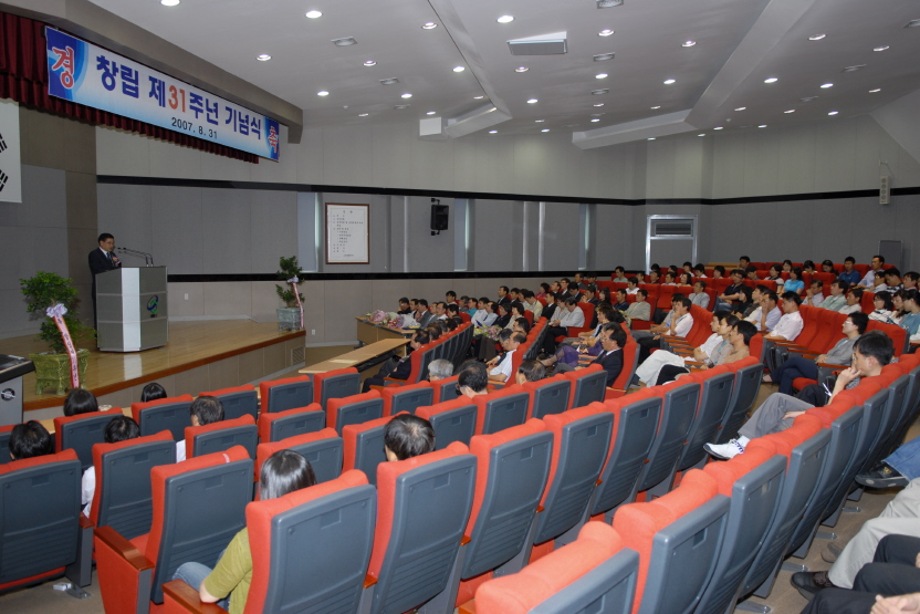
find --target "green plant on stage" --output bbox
[20,271,92,353]
[275,255,305,307]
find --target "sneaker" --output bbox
[855,463,909,489]
[791,571,837,600]
[704,438,746,460]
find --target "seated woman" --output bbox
[868,290,896,322]
[64,388,99,416]
[654,319,755,386]
[173,450,316,613]
[783,267,805,295]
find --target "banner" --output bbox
[0,100,23,203]
[45,27,281,161]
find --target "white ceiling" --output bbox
[86,0,920,146]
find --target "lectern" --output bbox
[96,267,168,352]
[0,355,33,426]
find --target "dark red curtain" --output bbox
[0,12,258,164]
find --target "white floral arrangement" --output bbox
[366,310,417,329]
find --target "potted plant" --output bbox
[275,255,305,331]
[20,271,93,394]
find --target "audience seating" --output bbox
[523,375,571,419]
[258,375,313,413]
[342,413,394,486]
[463,522,639,614]
[473,385,530,435]
[416,398,478,448]
[256,402,325,443]
[0,424,13,465]
[0,449,91,593]
[53,407,125,469]
[326,390,384,435]
[359,442,476,614]
[88,430,176,539]
[715,357,764,444]
[564,363,607,409]
[163,470,375,614]
[606,325,640,398]
[380,380,434,416]
[94,446,253,612]
[313,367,362,409]
[256,428,343,485]
[431,374,460,403]
[185,414,258,459]
[132,394,195,440]
[200,385,259,421]
[675,366,735,472]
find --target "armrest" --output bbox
[816,362,848,370]
[162,580,227,614]
[787,348,819,358]
[94,526,155,614]
[66,514,94,588]
[605,387,627,400]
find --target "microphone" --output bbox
[116,247,155,266]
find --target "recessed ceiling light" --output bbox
[473,95,485,100]
[597,0,624,8]
[426,111,436,116]
[394,104,410,110]
[497,15,514,24]
[488,130,498,134]
[595,73,608,79]
[800,95,818,102]
[764,77,778,84]
[358,113,369,117]
[541,128,550,133]
[527,98,538,104]
[363,59,377,67]
[663,78,676,85]
[734,106,747,111]
[905,19,920,28]
[317,90,329,97]
[593,103,605,107]
[757,124,767,128]
[421,22,438,30]
[873,45,890,52]
[515,66,529,73]
[650,105,661,110]
[401,93,412,99]
[591,118,600,123]
[591,89,609,95]
[598,29,615,37]
[160,0,180,6]
[808,33,826,41]
[535,119,545,123]
[828,110,838,116]
[713,126,724,130]
[647,137,656,141]
[784,109,795,114]
[697,133,706,137]
[305,10,322,19]
[842,64,866,73]
[593,53,615,62]
[453,66,466,73]
[256,53,271,62]
[379,78,399,85]
[681,40,696,48]
[820,82,834,89]
[869,88,881,93]
[332,37,357,47]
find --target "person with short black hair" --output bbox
[457,361,488,398]
[689,280,709,309]
[82,416,141,515]
[635,311,737,385]
[384,414,435,461]
[141,382,168,402]
[363,330,431,391]
[397,297,411,315]
[542,297,585,354]
[487,330,525,384]
[804,279,825,307]
[612,266,628,283]
[64,388,99,416]
[89,232,121,327]
[415,299,434,328]
[859,254,886,288]
[515,360,545,384]
[822,279,849,312]
[635,296,694,362]
[716,269,746,310]
[445,290,457,305]
[9,420,53,460]
[176,395,225,462]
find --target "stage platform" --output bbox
[3,320,305,421]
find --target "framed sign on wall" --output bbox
[325,203,370,264]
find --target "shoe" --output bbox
[703,438,746,460]
[821,541,842,564]
[791,571,837,600]
[856,464,909,489]
[762,374,773,383]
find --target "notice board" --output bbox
[325,203,369,264]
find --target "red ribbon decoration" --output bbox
[46,303,80,389]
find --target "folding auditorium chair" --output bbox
[87,430,176,540]
[612,469,729,614]
[359,442,476,614]
[737,415,830,603]
[256,428,343,485]
[587,391,662,522]
[460,522,639,614]
[564,363,608,409]
[256,402,325,443]
[473,385,530,435]
[313,367,362,410]
[715,357,764,445]
[383,342,435,386]
[416,397,478,448]
[523,375,571,419]
[440,420,553,609]
[185,414,258,459]
[380,380,434,416]
[94,446,254,614]
[342,413,395,486]
[674,366,736,472]
[326,390,384,435]
[0,449,91,595]
[0,424,14,464]
[200,385,259,421]
[529,405,613,560]
[872,366,913,459]
[258,375,313,413]
[132,394,195,440]
[605,327,639,399]
[695,447,786,614]
[54,407,125,469]
[163,470,376,614]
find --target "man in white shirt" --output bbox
[636,296,694,362]
[471,298,498,327]
[749,289,782,332]
[542,298,585,353]
[762,291,804,376]
[521,289,543,320]
[859,255,885,288]
[803,280,825,307]
[487,331,525,384]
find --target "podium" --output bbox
[0,354,33,426]
[96,267,169,352]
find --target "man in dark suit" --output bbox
[88,232,121,328]
[592,323,626,387]
[362,329,430,391]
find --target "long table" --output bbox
[299,338,410,375]
[356,317,415,345]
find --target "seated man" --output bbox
[704,330,892,460]
[426,358,454,382]
[176,395,224,462]
[383,414,435,461]
[840,287,865,315]
[859,254,885,288]
[542,297,585,354]
[82,415,140,516]
[624,288,651,323]
[515,360,546,385]
[362,329,431,391]
[859,434,920,490]
[8,420,53,460]
[414,299,435,328]
[745,286,781,331]
[715,268,746,310]
[486,330,525,384]
[521,289,543,320]
[762,291,804,375]
[633,311,735,386]
[821,279,850,312]
[625,276,641,295]
[804,279,825,307]
[396,297,411,315]
[591,323,627,387]
[838,256,861,286]
[635,296,694,362]
[456,360,489,399]
[471,297,497,328]
[689,280,710,309]
[655,320,755,386]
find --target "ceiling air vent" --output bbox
[508,32,567,56]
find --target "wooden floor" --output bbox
[5,321,304,410]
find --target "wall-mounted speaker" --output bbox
[431,204,449,231]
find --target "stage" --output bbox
[3,320,305,421]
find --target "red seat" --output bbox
[185,414,258,459]
[131,394,195,440]
[255,428,342,486]
[53,407,125,468]
[256,402,325,442]
[258,375,312,413]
